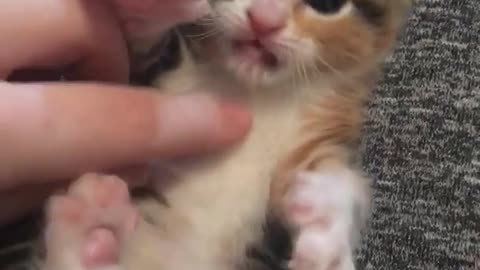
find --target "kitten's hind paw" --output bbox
[288,229,355,270]
[44,173,137,270]
[284,171,358,270]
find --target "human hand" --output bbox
[0,0,250,224]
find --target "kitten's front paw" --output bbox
[285,172,357,270]
[44,173,137,270]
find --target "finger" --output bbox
[0,82,251,190]
[0,0,128,82]
[111,0,210,41]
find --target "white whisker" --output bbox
[186,28,222,41]
[328,47,362,64]
[315,55,358,89]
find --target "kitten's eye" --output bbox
[305,0,347,14]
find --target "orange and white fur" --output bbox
[40,1,411,270]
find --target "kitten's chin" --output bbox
[224,40,284,87]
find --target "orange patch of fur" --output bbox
[269,85,368,216]
[270,0,412,218]
[291,5,376,72]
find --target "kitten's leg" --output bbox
[283,166,368,270]
[43,173,138,270]
[270,87,371,270]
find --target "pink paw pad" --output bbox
[45,174,137,269]
[284,172,356,270]
[284,173,343,228]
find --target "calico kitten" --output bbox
[39,1,411,270]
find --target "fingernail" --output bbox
[217,100,252,143]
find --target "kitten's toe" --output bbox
[284,172,354,228]
[44,173,137,270]
[285,171,357,270]
[289,228,354,270]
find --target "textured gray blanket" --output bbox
[1,0,478,269]
[357,0,479,269]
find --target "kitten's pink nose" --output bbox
[247,0,287,37]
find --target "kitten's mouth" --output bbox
[231,39,279,69]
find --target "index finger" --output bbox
[0,82,251,190]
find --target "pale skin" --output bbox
[0,0,251,225]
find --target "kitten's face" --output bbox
[200,0,410,86]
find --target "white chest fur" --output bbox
[131,67,305,270]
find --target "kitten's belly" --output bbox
[123,96,299,270]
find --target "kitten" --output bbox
[39,1,411,270]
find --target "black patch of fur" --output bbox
[0,214,42,270]
[131,187,171,226]
[132,187,170,206]
[242,213,293,270]
[353,0,386,26]
[129,32,182,86]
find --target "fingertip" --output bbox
[152,93,251,156]
[216,100,252,146]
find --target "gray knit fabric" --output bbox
[357,0,479,269]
